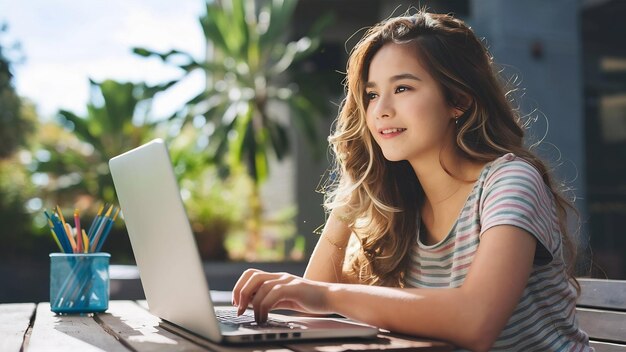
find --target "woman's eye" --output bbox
[395,86,409,93]
[366,92,378,100]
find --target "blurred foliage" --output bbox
[168,130,250,260]
[134,0,333,255]
[0,23,33,159]
[2,0,325,262]
[0,26,44,261]
[21,79,169,262]
[0,145,50,261]
[32,79,169,206]
[168,125,304,261]
[26,78,293,262]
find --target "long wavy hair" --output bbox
[325,11,579,288]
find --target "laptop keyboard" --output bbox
[215,309,291,329]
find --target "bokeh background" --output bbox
[1,0,625,303]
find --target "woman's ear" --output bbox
[451,93,473,118]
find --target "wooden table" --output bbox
[1,301,454,351]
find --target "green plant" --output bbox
[0,23,33,159]
[0,26,44,260]
[29,79,171,261]
[33,79,169,205]
[134,0,333,254]
[168,125,301,261]
[0,155,45,260]
[168,131,250,260]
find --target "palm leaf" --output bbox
[206,106,237,166]
[288,95,324,159]
[204,0,246,58]
[228,102,253,166]
[132,47,195,64]
[259,0,298,51]
[141,79,180,99]
[57,110,105,153]
[99,80,136,135]
[129,0,333,202]
[42,79,158,205]
[265,117,290,160]
[201,4,232,55]
[253,121,270,182]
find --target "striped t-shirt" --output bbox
[404,153,591,351]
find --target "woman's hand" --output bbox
[232,269,333,323]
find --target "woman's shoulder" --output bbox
[481,153,548,195]
[485,153,543,181]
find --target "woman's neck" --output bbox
[409,149,482,207]
[410,149,486,245]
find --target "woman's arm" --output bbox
[329,225,536,351]
[232,224,536,352]
[303,210,352,283]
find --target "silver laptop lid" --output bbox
[110,139,379,344]
[109,139,222,343]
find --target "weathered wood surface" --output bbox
[98,300,209,352]
[0,303,35,352]
[4,301,454,351]
[27,303,128,352]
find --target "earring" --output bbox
[453,113,460,125]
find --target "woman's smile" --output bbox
[378,127,407,138]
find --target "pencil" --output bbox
[95,207,119,252]
[56,206,77,253]
[74,209,82,253]
[87,204,105,240]
[47,219,64,252]
[82,229,89,253]
[64,223,77,253]
[44,204,119,253]
[46,211,72,253]
[91,205,114,252]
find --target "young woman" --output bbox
[231,11,591,351]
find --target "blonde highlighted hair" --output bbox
[324,11,579,288]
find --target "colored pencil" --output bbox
[44,204,117,254]
[74,209,82,253]
[87,204,105,240]
[95,207,119,252]
[82,229,89,253]
[46,219,64,251]
[46,211,72,253]
[56,206,77,252]
[91,205,114,252]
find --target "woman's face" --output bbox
[365,42,457,164]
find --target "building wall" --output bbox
[471,0,588,252]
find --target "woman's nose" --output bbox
[374,96,393,119]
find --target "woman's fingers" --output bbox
[231,271,329,323]
[236,271,268,315]
[250,275,296,321]
[232,268,259,307]
[252,277,328,323]
[253,282,297,323]
[235,271,290,315]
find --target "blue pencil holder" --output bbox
[49,253,110,314]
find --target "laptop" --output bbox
[108,138,379,344]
